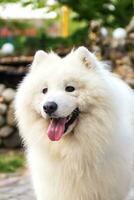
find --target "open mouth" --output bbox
[47,108,80,141]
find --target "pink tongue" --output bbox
[47,118,66,141]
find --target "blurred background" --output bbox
[0,0,134,199]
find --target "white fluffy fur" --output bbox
[15,47,134,200]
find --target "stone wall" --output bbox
[0,84,21,148]
[88,19,134,88]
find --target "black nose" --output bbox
[43,102,58,115]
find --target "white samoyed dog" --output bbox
[15,47,134,200]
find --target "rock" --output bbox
[0,96,4,103]
[2,88,16,103]
[0,126,14,138]
[129,32,134,39]
[121,56,132,66]
[0,103,7,114]
[90,20,101,32]
[7,103,15,126]
[0,84,5,94]
[0,115,5,127]
[3,131,21,148]
[112,28,127,40]
[115,57,132,66]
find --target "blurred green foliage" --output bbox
[58,0,134,28]
[0,151,25,173]
[0,16,88,55]
[0,0,18,2]
[0,26,88,55]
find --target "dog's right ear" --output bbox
[31,50,48,70]
[75,46,98,69]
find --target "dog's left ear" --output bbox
[31,50,48,70]
[34,50,47,63]
[75,46,98,68]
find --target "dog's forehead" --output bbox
[38,61,74,77]
[33,55,90,86]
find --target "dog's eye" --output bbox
[42,88,48,94]
[65,86,75,92]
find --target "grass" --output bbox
[0,150,25,173]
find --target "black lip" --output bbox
[64,107,80,133]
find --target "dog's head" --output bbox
[16,47,109,141]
